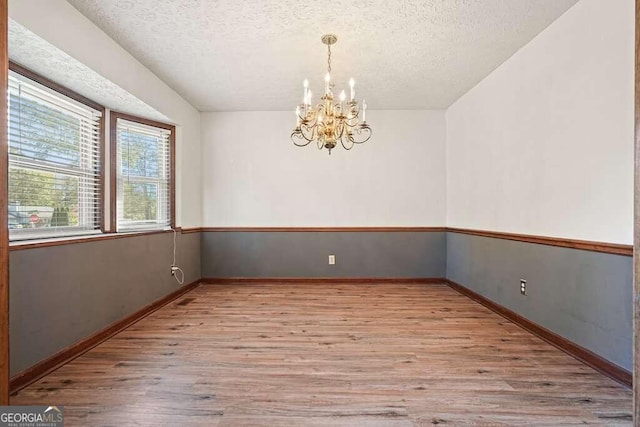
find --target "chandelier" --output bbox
[291,34,372,154]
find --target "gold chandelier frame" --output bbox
[291,34,372,154]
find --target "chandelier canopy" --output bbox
[291,34,372,154]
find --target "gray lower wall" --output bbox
[446,232,633,372]
[10,228,633,378]
[9,231,201,376]
[201,231,446,278]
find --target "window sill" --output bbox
[9,228,182,251]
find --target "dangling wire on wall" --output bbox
[171,228,185,285]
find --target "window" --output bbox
[111,112,174,232]
[8,66,104,241]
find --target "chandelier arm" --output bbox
[303,116,319,128]
[299,124,315,141]
[291,130,313,147]
[292,122,318,146]
[336,120,345,139]
[344,119,361,128]
[340,132,355,150]
[350,125,372,144]
[308,102,324,112]
[312,105,328,129]
[302,102,326,124]
[341,110,361,128]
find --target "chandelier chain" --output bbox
[327,43,332,73]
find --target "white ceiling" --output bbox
[8,20,170,122]
[66,0,579,112]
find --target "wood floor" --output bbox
[12,282,632,426]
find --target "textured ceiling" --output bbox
[8,20,169,122]
[66,0,579,111]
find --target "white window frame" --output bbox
[8,66,104,241]
[111,112,174,233]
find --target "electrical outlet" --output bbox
[171,266,178,276]
[520,279,527,295]
[328,254,336,265]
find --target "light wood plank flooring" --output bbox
[12,282,632,426]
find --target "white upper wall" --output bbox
[201,111,446,226]
[446,0,634,244]
[9,0,202,227]
[9,0,633,240]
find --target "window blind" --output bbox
[8,71,103,240]
[115,118,171,232]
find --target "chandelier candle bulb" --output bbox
[306,91,310,114]
[362,99,367,122]
[291,34,372,154]
[303,79,309,105]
